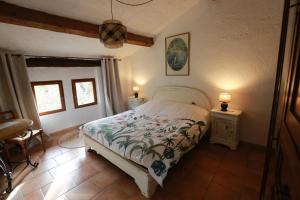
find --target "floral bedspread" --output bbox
[81,110,206,185]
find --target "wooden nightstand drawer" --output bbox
[214,118,234,138]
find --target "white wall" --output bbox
[124,0,283,146]
[28,67,105,134]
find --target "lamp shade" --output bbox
[99,20,127,49]
[133,86,140,92]
[219,93,232,103]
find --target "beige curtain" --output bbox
[0,51,41,129]
[99,58,125,116]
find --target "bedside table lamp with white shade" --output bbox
[219,92,232,111]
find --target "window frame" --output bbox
[31,80,66,116]
[71,78,97,109]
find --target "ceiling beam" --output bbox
[0,1,154,47]
[26,57,102,67]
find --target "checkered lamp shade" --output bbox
[99,20,127,48]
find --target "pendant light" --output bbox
[99,0,154,49]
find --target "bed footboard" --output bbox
[82,134,158,198]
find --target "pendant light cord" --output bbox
[111,0,114,20]
[115,0,154,7]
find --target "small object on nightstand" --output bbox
[128,97,145,110]
[218,92,232,111]
[133,86,140,98]
[210,108,242,150]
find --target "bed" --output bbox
[80,86,212,197]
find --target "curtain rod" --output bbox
[12,54,122,61]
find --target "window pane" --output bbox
[34,84,62,113]
[75,81,95,106]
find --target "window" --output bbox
[31,81,66,116]
[71,78,97,108]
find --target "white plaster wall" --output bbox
[125,0,283,146]
[27,67,105,134]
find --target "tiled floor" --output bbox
[1,131,265,200]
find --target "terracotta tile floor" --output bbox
[1,131,265,200]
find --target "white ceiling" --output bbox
[0,23,142,58]
[0,0,200,58]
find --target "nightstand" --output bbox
[210,108,242,150]
[128,97,145,110]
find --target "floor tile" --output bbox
[71,147,86,156]
[55,195,71,200]
[204,182,240,200]
[91,186,129,200]
[42,175,77,200]
[39,146,63,161]
[65,162,104,186]
[242,170,262,192]
[49,155,92,178]
[182,164,215,190]
[4,184,23,200]
[2,129,265,200]
[172,178,206,200]
[31,158,58,177]
[109,178,140,197]
[240,186,260,200]
[211,167,242,193]
[53,151,77,164]
[219,156,247,176]
[246,158,264,176]
[248,148,265,163]
[55,195,70,200]
[194,153,221,173]
[20,171,54,196]
[65,180,100,200]
[90,168,125,191]
[23,189,44,200]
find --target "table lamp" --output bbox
[133,86,140,98]
[219,92,232,111]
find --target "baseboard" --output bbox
[46,124,82,136]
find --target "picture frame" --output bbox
[165,32,190,76]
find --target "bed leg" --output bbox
[135,177,157,198]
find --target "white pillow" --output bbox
[135,100,209,123]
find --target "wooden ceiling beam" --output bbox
[26,57,102,67]
[0,1,154,47]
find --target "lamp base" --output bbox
[221,102,228,111]
[134,92,139,98]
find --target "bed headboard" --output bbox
[152,86,212,110]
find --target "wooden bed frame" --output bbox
[82,86,212,198]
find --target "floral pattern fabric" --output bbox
[81,110,206,185]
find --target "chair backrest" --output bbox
[0,111,15,123]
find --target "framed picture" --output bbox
[165,32,190,76]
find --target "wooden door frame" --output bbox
[260,0,300,198]
[260,0,291,197]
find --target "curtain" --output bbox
[0,51,41,129]
[99,58,125,116]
